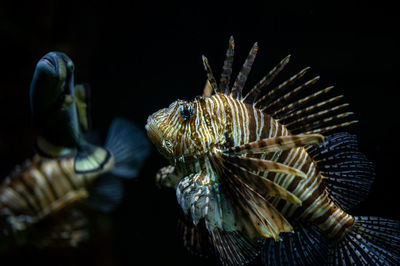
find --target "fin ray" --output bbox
[329,216,400,265]
[307,133,375,211]
[222,134,324,155]
[222,161,302,205]
[243,55,291,103]
[263,223,330,265]
[219,36,235,94]
[231,42,258,99]
[202,56,218,97]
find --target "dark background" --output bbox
[0,1,399,265]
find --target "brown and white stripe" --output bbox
[0,155,105,231]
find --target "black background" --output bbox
[0,1,399,265]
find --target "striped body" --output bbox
[0,155,112,232]
[147,92,353,240]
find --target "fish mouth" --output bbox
[40,56,56,69]
[145,115,162,146]
[146,113,174,159]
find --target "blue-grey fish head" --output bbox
[29,51,75,120]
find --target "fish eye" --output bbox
[179,104,194,121]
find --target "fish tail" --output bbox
[104,117,150,179]
[329,216,400,265]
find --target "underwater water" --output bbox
[0,1,399,265]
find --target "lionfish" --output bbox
[146,37,400,265]
[0,118,149,248]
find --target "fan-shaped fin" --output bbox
[231,42,258,99]
[221,134,324,155]
[243,55,291,103]
[210,229,262,266]
[223,166,293,239]
[222,161,302,205]
[262,222,330,266]
[222,155,307,179]
[329,216,400,265]
[307,132,375,211]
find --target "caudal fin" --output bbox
[104,117,150,179]
[329,216,400,265]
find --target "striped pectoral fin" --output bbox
[222,134,324,155]
[223,162,302,205]
[223,155,307,179]
[223,167,294,240]
[247,196,293,239]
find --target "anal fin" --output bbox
[210,229,263,266]
[262,222,329,266]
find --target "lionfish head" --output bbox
[146,97,214,162]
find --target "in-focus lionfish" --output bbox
[0,118,149,248]
[147,37,400,265]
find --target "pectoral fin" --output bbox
[223,155,307,180]
[222,134,324,155]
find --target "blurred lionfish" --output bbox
[147,37,400,265]
[0,117,149,248]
